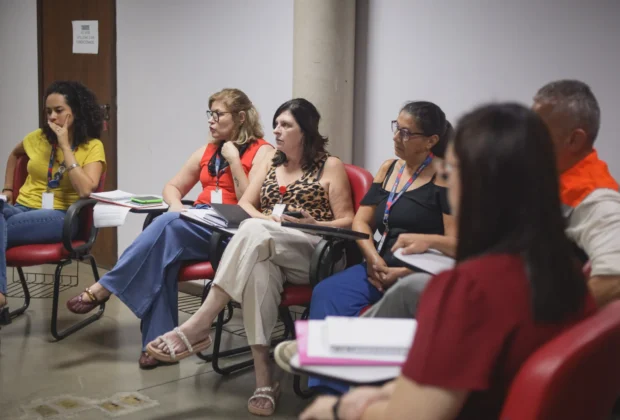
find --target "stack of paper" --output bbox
[90,190,168,209]
[296,317,417,366]
[182,209,238,235]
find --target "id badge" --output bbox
[272,203,286,218]
[210,189,223,204]
[42,192,54,210]
[373,230,382,242]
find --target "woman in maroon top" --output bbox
[300,103,595,420]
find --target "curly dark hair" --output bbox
[271,98,328,170]
[41,81,103,147]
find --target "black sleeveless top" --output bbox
[360,160,451,266]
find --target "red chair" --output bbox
[4,155,106,340]
[196,164,374,383]
[500,301,620,420]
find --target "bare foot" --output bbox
[0,293,6,309]
[81,283,111,303]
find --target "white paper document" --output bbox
[90,190,135,201]
[393,248,455,275]
[307,320,412,364]
[183,209,238,235]
[90,190,168,210]
[72,20,99,54]
[94,203,131,228]
[326,317,416,356]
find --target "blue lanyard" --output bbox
[376,154,433,253]
[214,153,225,191]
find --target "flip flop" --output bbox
[248,382,280,416]
[146,327,212,363]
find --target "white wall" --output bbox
[354,0,620,178]
[116,0,294,254]
[0,0,39,185]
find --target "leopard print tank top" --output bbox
[260,154,334,221]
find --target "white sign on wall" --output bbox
[72,20,99,54]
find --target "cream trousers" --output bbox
[212,218,321,345]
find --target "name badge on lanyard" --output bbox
[375,155,433,253]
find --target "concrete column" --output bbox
[293,0,356,163]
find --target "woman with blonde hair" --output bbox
[66,88,272,369]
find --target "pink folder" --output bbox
[296,320,405,366]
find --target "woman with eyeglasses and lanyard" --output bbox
[0,81,106,324]
[66,88,272,368]
[301,101,456,394]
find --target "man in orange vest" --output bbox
[533,80,620,307]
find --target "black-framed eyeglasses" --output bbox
[391,120,425,142]
[206,110,234,122]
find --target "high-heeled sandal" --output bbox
[66,287,110,314]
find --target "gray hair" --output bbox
[534,80,600,143]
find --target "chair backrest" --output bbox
[500,301,620,420]
[342,164,373,266]
[12,154,106,242]
[344,164,373,211]
[13,155,30,200]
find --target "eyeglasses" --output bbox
[391,120,426,142]
[206,110,234,123]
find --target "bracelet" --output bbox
[332,398,342,420]
[2,188,13,192]
[66,163,80,172]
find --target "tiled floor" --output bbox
[0,263,309,419]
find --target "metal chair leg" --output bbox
[50,255,105,341]
[7,267,31,321]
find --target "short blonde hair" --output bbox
[208,88,264,145]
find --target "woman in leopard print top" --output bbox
[147,98,355,416]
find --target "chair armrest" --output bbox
[63,198,99,255]
[309,237,351,287]
[208,229,235,272]
[142,199,196,230]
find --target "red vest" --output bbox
[195,139,270,206]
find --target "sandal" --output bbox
[274,340,298,374]
[248,383,280,416]
[146,327,212,363]
[66,287,110,314]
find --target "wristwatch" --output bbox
[66,163,80,172]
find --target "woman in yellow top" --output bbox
[0,81,106,321]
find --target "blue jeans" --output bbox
[1,201,72,295]
[308,263,384,394]
[98,207,217,350]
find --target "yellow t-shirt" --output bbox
[16,129,107,210]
